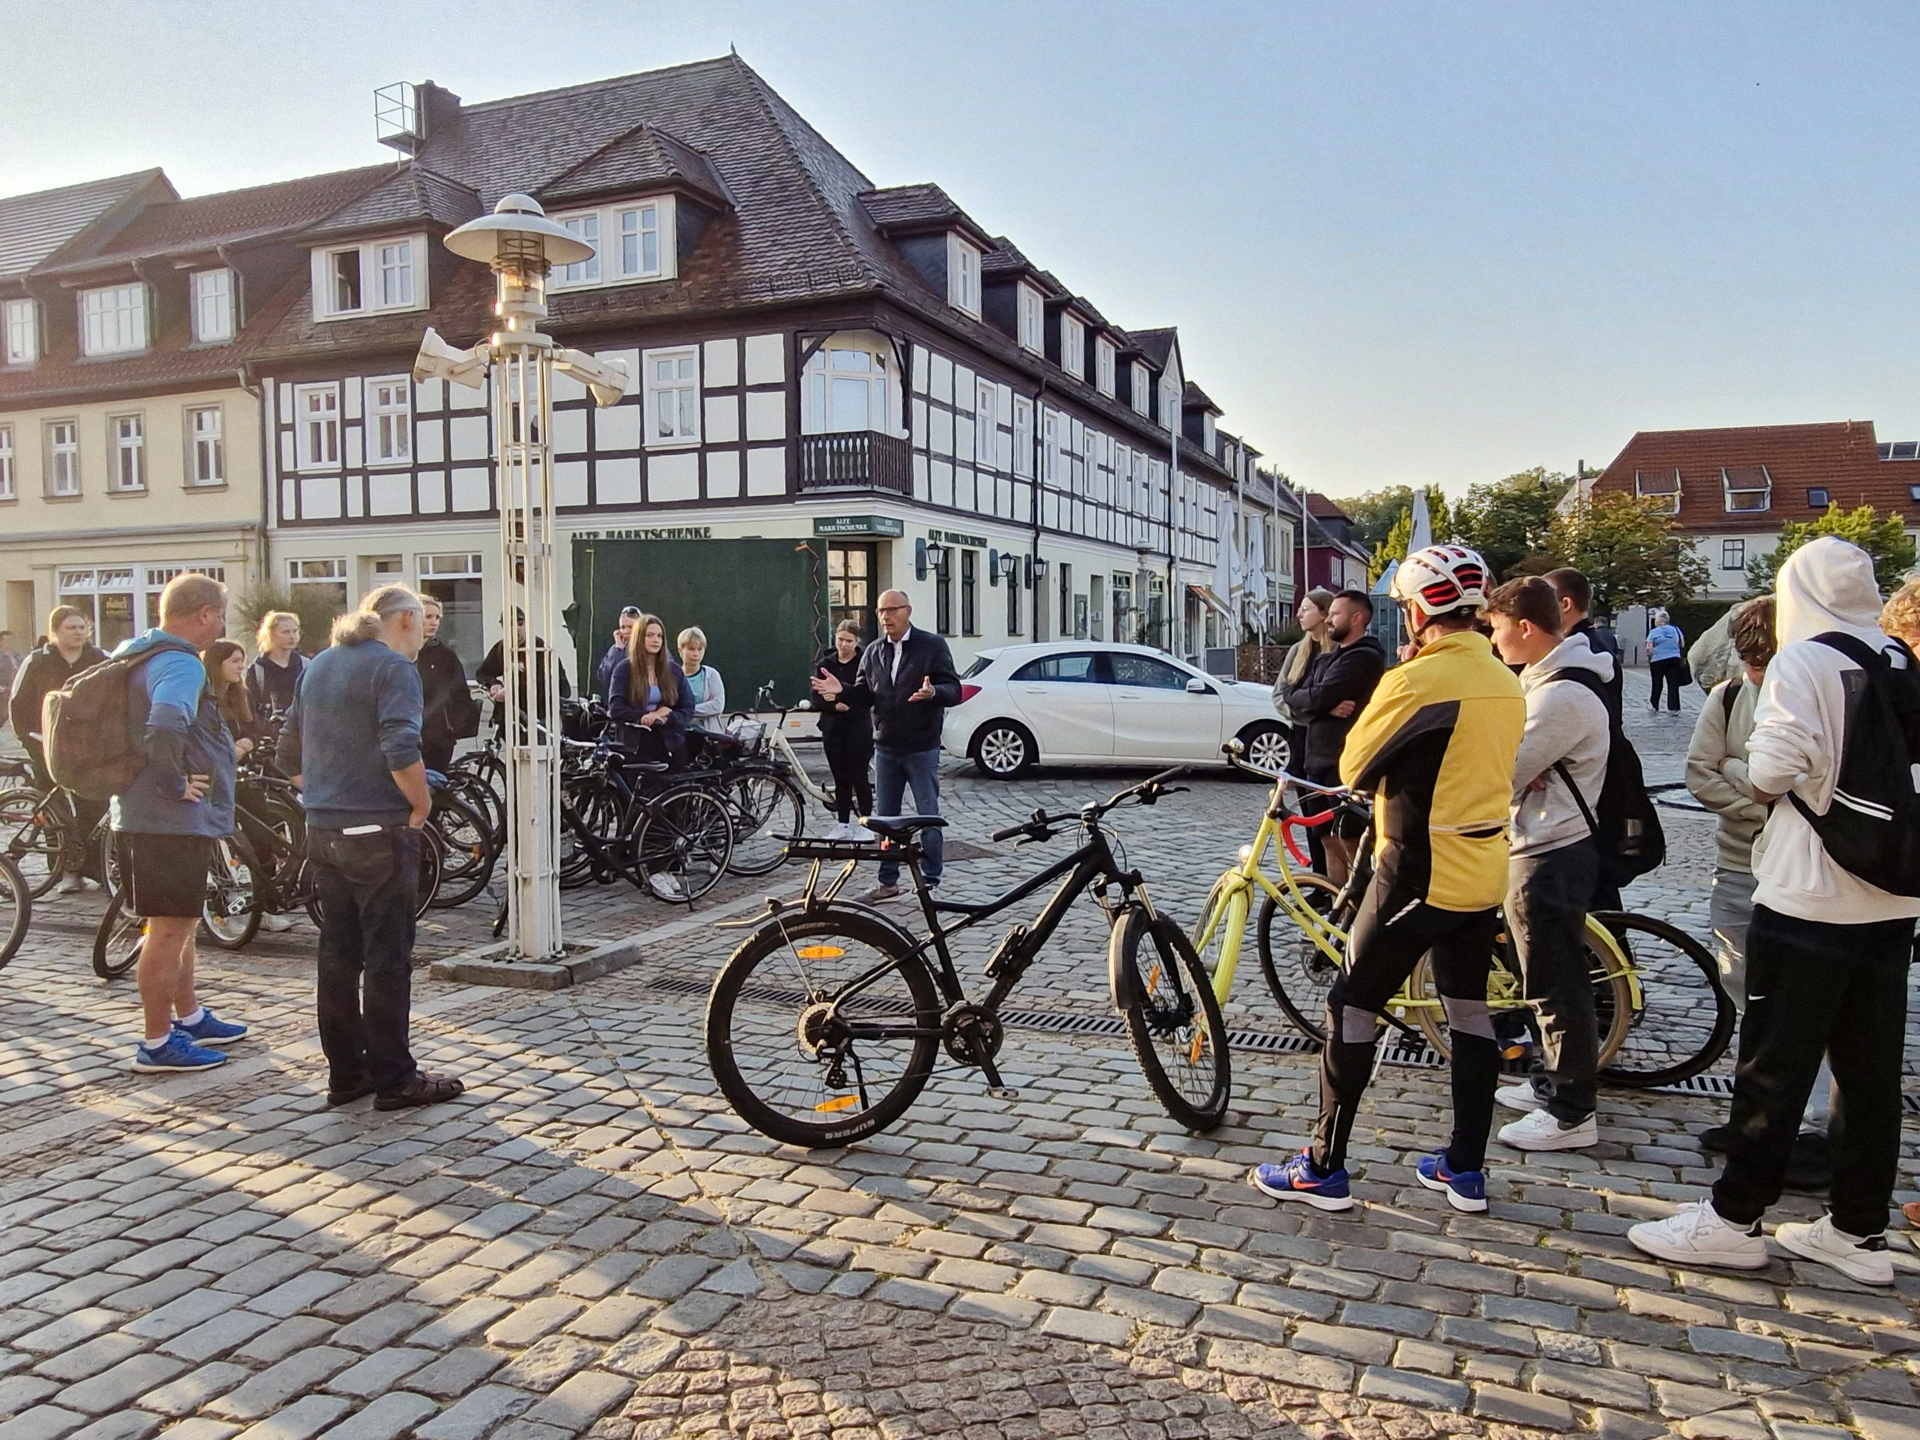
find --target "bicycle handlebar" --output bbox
[989,766,1189,843]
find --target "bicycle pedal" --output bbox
[986,1086,1019,1101]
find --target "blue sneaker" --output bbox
[174,1008,249,1045]
[1416,1152,1488,1213]
[131,1032,227,1074]
[1249,1150,1354,1212]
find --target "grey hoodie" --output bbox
[1510,634,1614,858]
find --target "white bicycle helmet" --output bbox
[1390,544,1490,619]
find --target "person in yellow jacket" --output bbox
[1252,545,1525,1214]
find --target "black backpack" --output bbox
[1546,667,1666,888]
[1787,632,1920,897]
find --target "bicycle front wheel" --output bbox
[428,794,498,908]
[1593,911,1735,1088]
[724,770,806,877]
[632,785,733,903]
[1111,905,1231,1132]
[706,909,941,1147]
[0,787,66,899]
[200,834,263,951]
[1255,873,1347,1042]
[94,887,144,980]
[0,854,30,970]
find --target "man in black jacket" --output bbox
[1545,568,1622,720]
[811,589,960,901]
[1280,589,1386,883]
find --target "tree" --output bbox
[1547,493,1708,619]
[1339,487,1420,553]
[1745,504,1917,596]
[1365,485,1452,582]
[1452,468,1572,580]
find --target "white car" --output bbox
[944,641,1290,778]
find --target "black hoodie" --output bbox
[1281,634,1387,782]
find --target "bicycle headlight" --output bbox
[1237,844,1253,862]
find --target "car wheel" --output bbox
[1237,722,1289,776]
[972,721,1036,778]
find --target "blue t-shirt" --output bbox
[1647,624,1684,662]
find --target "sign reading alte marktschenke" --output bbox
[812,516,905,537]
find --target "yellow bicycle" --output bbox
[1192,742,1735,1088]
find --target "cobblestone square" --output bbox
[3,675,1918,1440]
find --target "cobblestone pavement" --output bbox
[3,669,1919,1440]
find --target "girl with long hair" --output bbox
[608,613,693,762]
[202,638,263,759]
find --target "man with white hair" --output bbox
[283,585,463,1112]
[1630,537,1920,1286]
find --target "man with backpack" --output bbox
[1631,537,1920,1287]
[1482,578,1611,1151]
[100,574,248,1072]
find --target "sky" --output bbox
[3,1,1916,502]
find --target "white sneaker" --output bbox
[260,913,296,933]
[1628,1199,1768,1270]
[1495,1081,1546,1112]
[848,824,876,842]
[56,873,87,895]
[822,822,848,841]
[1775,1214,1894,1287]
[1499,1108,1599,1152]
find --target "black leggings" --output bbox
[1648,657,1684,710]
[1312,862,1500,1175]
[822,724,873,824]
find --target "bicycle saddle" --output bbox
[861,815,948,838]
[612,757,671,775]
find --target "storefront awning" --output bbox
[1187,584,1234,620]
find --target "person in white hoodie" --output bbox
[1630,536,1920,1287]
[1483,578,1613,1151]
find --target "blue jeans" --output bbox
[874,746,942,888]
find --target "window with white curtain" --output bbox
[1013,397,1033,478]
[1059,315,1085,381]
[1131,362,1150,416]
[295,384,340,470]
[975,380,998,469]
[367,377,412,465]
[80,284,147,356]
[947,234,981,317]
[618,203,663,278]
[187,406,223,485]
[804,346,892,434]
[644,347,700,445]
[3,298,37,365]
[550,199,674,288]
[0,426,13,500]
[109,414,145,491]
[46,420,79,496]
[556,213,601,286]
[377,241,414,308]
[1095,338,1116,396]
[191,269,234,343]
[1017,285,1043,352]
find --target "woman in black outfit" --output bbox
[812,620,873,840]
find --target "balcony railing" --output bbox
[797,430,912,494]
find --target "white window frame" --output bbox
[366,376,412,466]
[0,425,13,499]
[187,405,224,486]
[3,298,37,366]
[947,233,981,317]
[975,379,998,469]
[418,552,485,581]
[79,283,148,356]
[803,343,894,436]
[1095,337,1116,397]
[1059,314,1085,381]
[1721,466,1771,514]
[295,384,341,471]
[1042,409,1061,485]
[311,234,429,321]
[45,420,79,496]
[190,269,234,344]
[109,413,146,492]
[1721,538,1746,571]
[1634,469,1680,515]
[376,240,415,309]
[1130,362,1150,416]
[548,197,676,291]
[642,346,700,447]
[1017,284,1044,353]
[1013,396,1033,478]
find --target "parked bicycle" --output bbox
[557,734,734,903]
[1196,739,1735,1088]
[705,767,1229,1147]
[0,758,114,898]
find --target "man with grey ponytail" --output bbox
[281,584,463,1111]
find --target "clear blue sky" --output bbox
[4,1,1915,500]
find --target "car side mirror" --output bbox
[1186,677,1212,694]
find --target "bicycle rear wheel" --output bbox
[94,887,144,980]
[724,770,806,877]
[706,908,941,1146]
[0,787,66,898]
[1408,936,1634,1068]
[0,854,30,971]
[632,785,732,902]
[428,794,498,908]
[200,834,263,951]
[1255,873,1346,1042]
[1592,911,1735,1088]
[1111,905,1231,1132]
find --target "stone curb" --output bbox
[427,936,641,990]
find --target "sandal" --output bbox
[375,1072,465,1111]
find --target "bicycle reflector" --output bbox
[794,945,846,960]
[814,1095,860,1113]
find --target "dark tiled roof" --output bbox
[540,124,731,210]
[40,166,393,275]
[1592,421,1912,532]
[302,165,482,242]
[1184,380,1221,414]
[0,170,168,282]
[1129,328,1177,368]
[1304,492,1352,521]
[859,182,979,236]
[981,236,1036,279]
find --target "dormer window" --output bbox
[2,298,36,366]
[79,284,148,357]
[191,269,234,344]
[947,234,981,317]
[1635,468,1680,514]
[1017,284,1044,353]
[548,199,674,290]
[312,235,428,320]
[1059,315,1085,380]
[1721,465,1771,513]
[1095,337,1116,397]
[1130,362,1150,417]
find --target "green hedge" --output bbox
[1667,599,1737,648]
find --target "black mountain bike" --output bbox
[705,767,1230,1147]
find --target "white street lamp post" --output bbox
[414,195,629,961]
